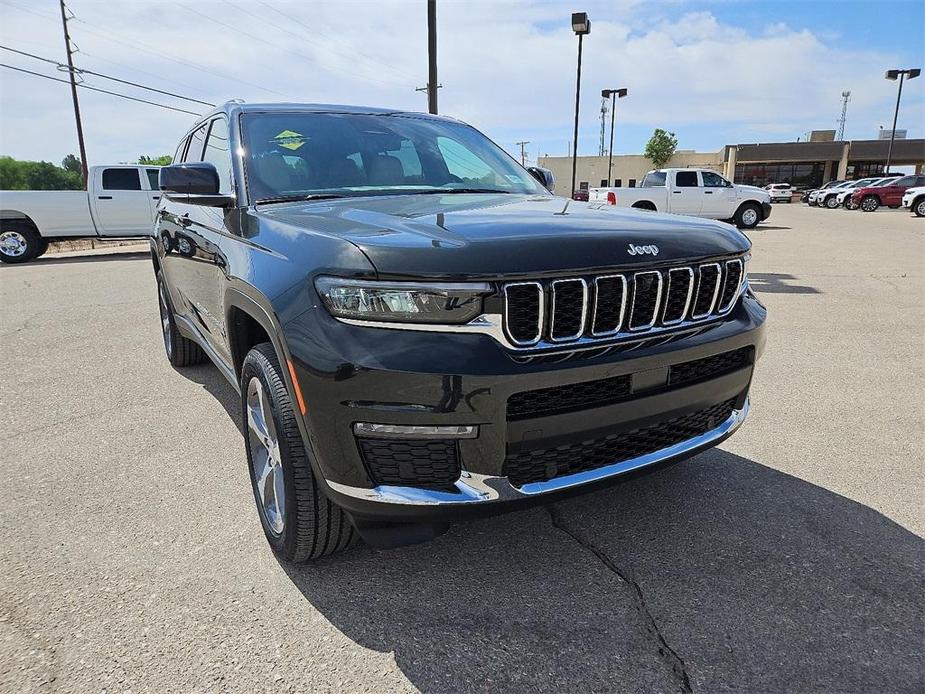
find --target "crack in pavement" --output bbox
[548,504,693,694]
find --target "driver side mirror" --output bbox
[527,166,555,192]
[160,162,234,207]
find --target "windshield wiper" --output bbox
[414,188,514,195]
[256,194,346,205]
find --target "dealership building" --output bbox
[538,133,925,191]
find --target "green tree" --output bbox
[138,154,173,166]
[0,156,83,190]
[644,129,679,168]
[61,153,82,174]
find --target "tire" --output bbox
[0,226,42,264]
[915,197,925,217]
[843,198,855,209]
[860,195,880,212]
[825,195,840,209]
[734,202,762,229]
[156,272,206,367]
[241,343,355,562]
[35,237,50,259]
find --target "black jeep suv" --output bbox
[153,102,766,561]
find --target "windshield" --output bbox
[240,112,544,202]
[641,171,667,187]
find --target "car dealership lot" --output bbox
[1,205,922,693]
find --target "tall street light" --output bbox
[884,68,920,172]
[570,12,590,199]
[601,88,628,185]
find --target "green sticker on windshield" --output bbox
[272,129,305,151]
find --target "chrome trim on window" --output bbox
[502,281,544,346]
[590,274,627,337]
[662,267,694,326]
[628,270,663,331]
[690,262,722,320]
[326,400,749,505]
[549,278,588,342]
[717,258,744,314]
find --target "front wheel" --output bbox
[825,195,840,209]
[860,196,880,212]
[734,202,761,229]
[915,198,925,217]
[0,227,42,264]
[241,343,355,562]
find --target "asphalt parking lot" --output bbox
[1,204,922,693]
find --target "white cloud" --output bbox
[0,0,919,166]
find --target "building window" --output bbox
[628,179,636,188]
[848,162,886,179]
[614,179,621,187]
[579,181,589,190]
[600,179,608,187]
[734,162,825,188]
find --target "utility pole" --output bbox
[426,0,438,114]
[59,0,88,185]
[598,97,608,157]
[515,141,530,165]
[837,91,850,140]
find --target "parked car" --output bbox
[901,186,925,217]
[572,189,589,201]
[851,175,925,212]
[818,177,879,209]
[807,180,848,206]
[765,183,793,203]
[0,165,162,263]
[835,176,900,209]
[152,101,766,560]
[589,168,771,228]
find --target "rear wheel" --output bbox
[734,202,761,229]
[241,343,355,562]
[156,272,206,367]
[860,195,880,212]
[915,198,925,217]
[0,227,41,264]
[825,195,840,209]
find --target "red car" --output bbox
[572,189,589,201]
[851,174,925,212]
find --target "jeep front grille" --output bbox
[501,258,745,348]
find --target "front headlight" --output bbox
[315,277,492,324]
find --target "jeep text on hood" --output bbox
[151,102,766,560]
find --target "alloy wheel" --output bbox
[917,200,925,217]
[246,376,285,535]
[0,231,28,257]
[741,208,758,226]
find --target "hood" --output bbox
[737,184,771,199]
[258,193,750,279]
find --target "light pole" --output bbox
[570,12,590,199]
[884,68,920,172]
[601,88,628,185]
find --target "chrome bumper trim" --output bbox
[327,399,749,506]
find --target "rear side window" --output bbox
[202,118,233,193]
[184,123,209,162]
[146,169,159,189]
[641,171,665,187]
[675,171,698,187]
[101,168,141,190]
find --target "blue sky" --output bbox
[0,0,923,166]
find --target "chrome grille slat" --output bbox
[500,255,746,350]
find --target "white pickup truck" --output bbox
[590,168,772,228]
[0,165,162,263]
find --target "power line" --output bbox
[0,45,215,106]
[0,63,202,116]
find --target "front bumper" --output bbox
[284,292,766,522]
[761,202,772,220]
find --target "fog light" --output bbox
[353,423,478,439]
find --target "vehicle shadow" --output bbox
[279,451,922,693]
[748,272,821,294]
[176,363,923,693]
[0,250,149,268]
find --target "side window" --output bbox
[675,171,699,187]
[102,168,142,190]
[184,123,208,163]
[202,118,233,193]
[702,171,728,187]
[145,169,159,190]
[174,139,187,164]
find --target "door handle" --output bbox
[152,195,160,200]
[672,191,682,194]
[704,191,714,194]
[98,195,113,200]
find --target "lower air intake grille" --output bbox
[503,399,736,487]
[358,438,461,490]
[507,374,632,420]
[668,347,752,387]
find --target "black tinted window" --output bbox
[676,171,698,187]
[185,123,208,162]
[102,168,141,190]
[202,118,232,193]
[146,169,159,189]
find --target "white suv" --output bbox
[765,183,792,203]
